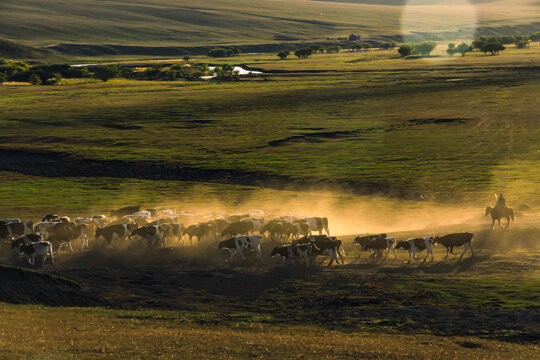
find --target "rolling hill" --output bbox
[0,0,538,58]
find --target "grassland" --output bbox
[1,46,539,205]
[0,0,538,59]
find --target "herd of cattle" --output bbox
[0,205,474,267]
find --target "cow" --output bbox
[122,214,149,227]
[433,232,474,259]
[110,206,141,218]
[11,234,43,249]
[283,222,311,240]
[156,223,184,246]
[182,223,213,245]
[206,218,230,240]
[42,214,60,222]
[271,215,296,224]
[0,221,34,244]
[130,225,166,248]
[261,221,287,242]
[295,217,330,235]
[221,221,254,238]
[228,214,251,223]
[91,215,109,228]
[395,237,434,264]
[295,235,344,266]
[44,221,89,252]
[353,234,396,259]
[240,217,265,233]
[248,209,265,218]
[0,218,20,225]
[217,235,262,261]
[18,241,54,266]
[95,223,137,246]
[271,243,315,267]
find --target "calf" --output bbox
[217,235,262,261]
[395,237,434,264]
[295,235,344,266]
[18,241,54,266]
[295,217,330,235]
[95,223,137,246]
[0,221,34,244]
[271,243,314,267]
[433,232,474,259]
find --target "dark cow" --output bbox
[353,234,396,259]
[221,221,254,238]
[395,237,434,263]
[158,223,184,245]
[295,235,344,266]
[271,243,315,267]
[95,223,137,245]
[0,218,20,225]
[433,232,474,259]
[206,219,230,239]
[217,235,262,261]
[18,241,54,266]
[11,234,43,249]
[110,206,141,218]
[45,221,88,252]
[261,221,286,242]
[42,214,59,222]
[182,223,213,245]
[0,221,34,244]
[130,225,165,248]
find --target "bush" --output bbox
[480,43,505,55]
[277,50,290,60]
[309,44,325,53]
[414,42,437,56]
[455,43,473,57]
[207,48,228,58]
[94,65,120,82]
[120,66,135,79]
[211,64,239,81]
[350,44,362,52]
[183,55,192,63]
[515,40,529,49]
[380,42,396,50]
[361,42,371,50]
[326,46,341,53]
[530,32,540,42]
[0,73,6,84]
[398,44,412,57]
[294,48,314,59]
[447,43,456,56]
[28,73,42,85]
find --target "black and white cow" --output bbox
[91,215,110,228]
[18,241,54,266]
[433,232,474,259]
[0,218,20,225]
[158,223,184,245]
[271,243,315,267]
[295,217,330,235]
[130,225,166,248]
[395,237,434,264]
[217,235,262,261]
[11,233,43,249]
[95,223,137,246]
[0,221,34,244]
[44,221,88,252]
[182,223,213,245]
[295,235,344,266]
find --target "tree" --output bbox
[414,42,437,56]
[455,43,473,57]
[515,40,529,49]
[361,42,371,51]
[309,44,325,53]
[94,65,120,82]
[277,50,290,60]
[211,64,239,81]
[350,44,362,52]
[480,43,505,55]
[326,46,341,53]
[183,55,192,63]
[120,66,135,79]
[380,42,396,50]
[207,48,227,58]
[28,73,42,85]
[472,36,488,50]
[446,43,456,56]
[398,44,412,57]
[0,72,6,85]
[530,32,540,42]
[294,48,314,59]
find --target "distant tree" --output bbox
[309,44,325,53]
[446,43,456,56]
[211,64,240,81]
[120,66,135,79]
[472,36,488,50]
[380,42,396,50]
[0,72,6,85]
[361,42,371,51]
[326,46,341,53]
[207,48,228,58]
[231,47,240,56]
[28,73,42,85]
[350,44,362,52]
[414,42,437,56]
[455,43,473,57]
[94,65,120,82]
[398,44,412,57]
[294,48,314,59]
[183,55,192,63]
[277,50,290,60]
[530,32,540,42]
[480,43,505,55]
[515,40,530,49]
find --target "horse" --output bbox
[485,206,514,230]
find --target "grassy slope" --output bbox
[1,47,539,203]
[0,0,538,48]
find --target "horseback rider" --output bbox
[495,193,506,212]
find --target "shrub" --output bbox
[0,72,6,84]
[515,40,529,49]
[309,44,325,53]
[207,48,228,58]
[530,32,540,42]
[455,43,473,57]
[294,48,314,59]
[380,42,396,50]
[398,44,412,57]
[414,42,437,56]
[350,44,362,52]
[28,73,42,85]
[120,67,135,79]
[361,42,371,50]
[447,43,456,56]
[183,55,192,63]
[94,65,120,82]
[326,46,341,53]
[480,43,505,55]
[211,64,239,81]
[277,50,290,60]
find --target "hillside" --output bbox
[0,0,538,58]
